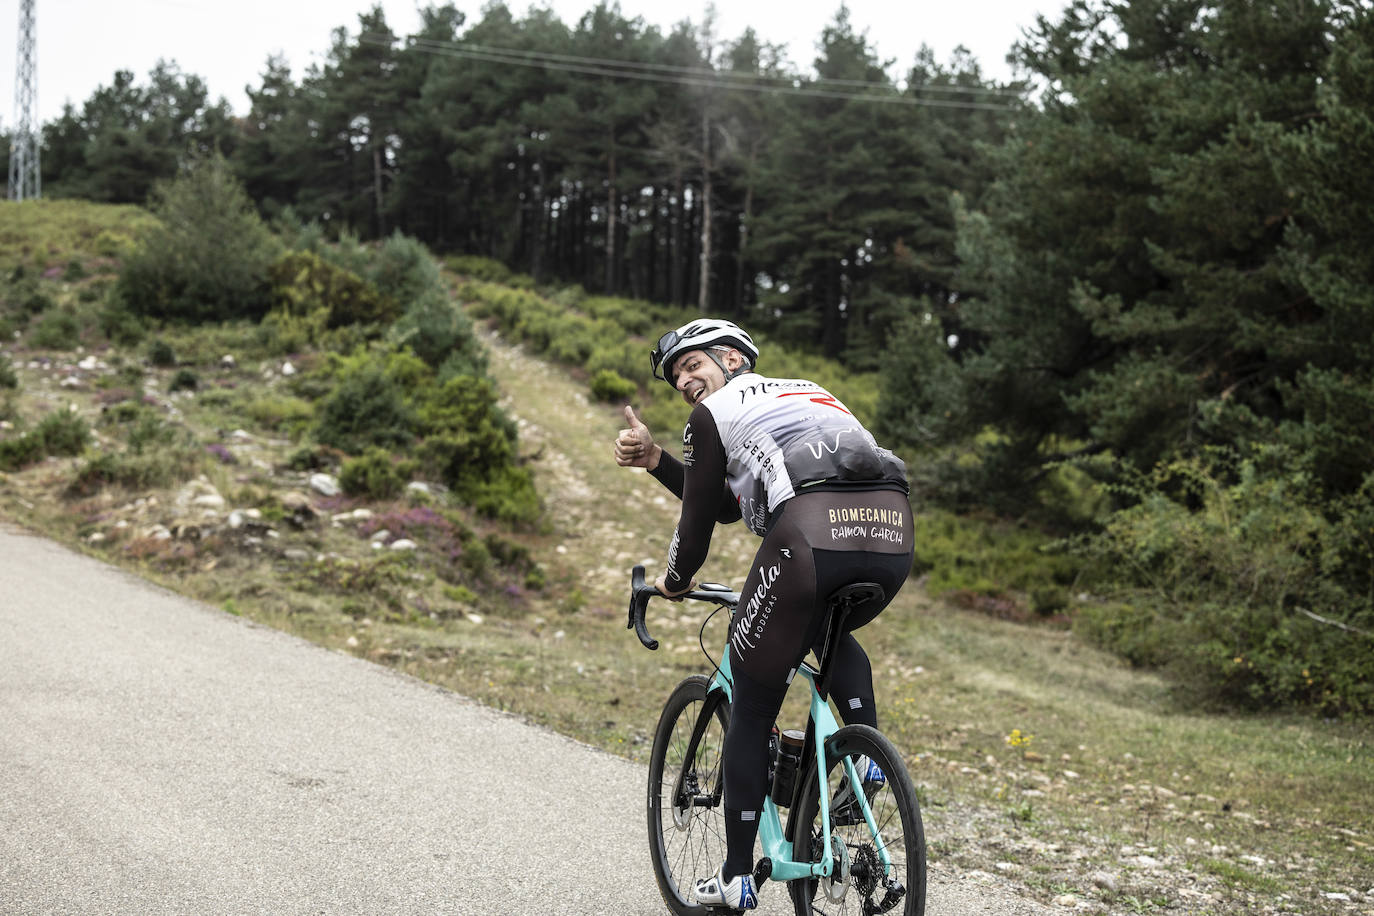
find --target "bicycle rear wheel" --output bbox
[647,674,732,916]
[788,724,926,916]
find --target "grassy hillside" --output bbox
[1,200,1370,915]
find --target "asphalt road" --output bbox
[1,522,1055,915]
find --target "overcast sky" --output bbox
[4,0,1058,128]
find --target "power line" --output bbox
[357,34,1021,112]
[414,37,1024,100]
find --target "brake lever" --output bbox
[626,564,659,650]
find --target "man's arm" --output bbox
[663,404,728,593]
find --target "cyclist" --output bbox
[614,318,914,911]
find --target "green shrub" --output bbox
[93,228,136,258]
[123,410,179,455]
[340,447,412,499]
[29,309,81,349]
[0,409,91,470]
[66,445,201,496]
[146,338,176,368]
[582,295,665,336]
[256,306,328,355]
[286,443,338,472]
[267,250,396,329]
[0,355,16,389]
[168,369,199,392]
[17,285,54,315]
[33,410,91,456]
[115,154,280,322]
[585,338,652,387]
[910,509,1083,612]
[443,583,477,603]
[97,301,145,346]
[313,364,415,455]
[463,464,542,524]
[369,232,444,308]
[1071,449,1374,714]
[445,254,513,283]
[589,369,636,403]
[238,394,315,437]
[414,375,540,523]
[0,433,43,470]
[388,289,487,373]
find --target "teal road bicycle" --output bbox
[628,565,926,916]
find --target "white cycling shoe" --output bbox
[694,865,760,911]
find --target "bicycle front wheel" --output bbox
[647,674,732,916]
[788,724,926,916]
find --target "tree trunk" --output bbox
[733,139,760,318]
[372,145,386,237]
[822,259,843,358]
[671,165,685,305]
[605,134,618,294]
[698,109,713,314]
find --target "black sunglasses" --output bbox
[649,329,680,381]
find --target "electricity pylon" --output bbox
[8,0,40,201]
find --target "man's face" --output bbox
[672,349,729,407]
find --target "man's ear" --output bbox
[724,348,747,372]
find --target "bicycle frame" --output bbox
[707,640,895,885]
[628,565,896,891]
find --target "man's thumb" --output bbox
[623,404,641,427]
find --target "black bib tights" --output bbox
[719,488,913,879]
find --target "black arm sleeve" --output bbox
[664,405,732,591]
[650,442,740,523]
[648,451,685,498]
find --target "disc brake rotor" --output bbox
[671,769,695,830]
[820,835,851,904]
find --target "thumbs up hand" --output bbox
[614,404,660,469]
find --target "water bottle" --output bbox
[770,728,805,806]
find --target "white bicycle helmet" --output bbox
[650,318,760,387]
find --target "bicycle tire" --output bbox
[787,724,926,916]
[647,674,733,916]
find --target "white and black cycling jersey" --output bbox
[696,373,907,534]
[651,371,907,591]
